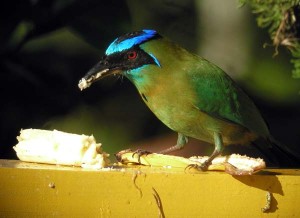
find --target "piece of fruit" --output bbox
[13,129,109,169]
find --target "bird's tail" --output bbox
[252,137,300,168]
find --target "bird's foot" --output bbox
[132,149,152,164]
[199,160,211,171]
[186,160,211,172]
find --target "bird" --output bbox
[79,29,300,169]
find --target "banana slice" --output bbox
[115,149,265,175]
[13,129,109,169]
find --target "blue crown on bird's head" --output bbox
[105,29,161,55]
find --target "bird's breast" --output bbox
[137,75,214,142]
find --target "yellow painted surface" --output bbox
[0,159,299,217]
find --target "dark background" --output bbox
[1,0,300,160]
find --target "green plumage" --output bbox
[129,38,269,148]
[80,30,300,168]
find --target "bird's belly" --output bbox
[145,97,256,145]
[145,97,212,141]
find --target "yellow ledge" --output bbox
[0,159,299,217]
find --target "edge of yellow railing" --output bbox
[0,159,299,217]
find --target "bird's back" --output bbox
[187,54,270,140]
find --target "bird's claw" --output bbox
[132,149,152,164]
[185,160,211,171]
[185,164,198,171]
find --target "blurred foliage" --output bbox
[244,56,300,103]
[0,0,132,157]
[240,0,300,78]
[126,0,197,52]
[1,0,300,159]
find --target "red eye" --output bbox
[127,51,137,60]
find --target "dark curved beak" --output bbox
[78,58,121,91]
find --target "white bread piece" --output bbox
[189,154,266,175]
[13,129,109,169]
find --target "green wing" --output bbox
[189,57,269,137]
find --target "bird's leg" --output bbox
[132,149,152,163]
[199,132,224,170]
[131,133,187,164]
[158,133,188,154]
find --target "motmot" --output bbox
[79,29,299,169]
